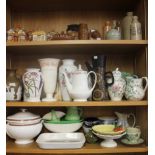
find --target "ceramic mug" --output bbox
[126,127,141,143]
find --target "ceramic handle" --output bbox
[142,77,148,93]
[87,71,97,92]
[128,113,136,127]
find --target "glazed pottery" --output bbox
[43,121,83,133]
[126,127,141,143]
[7,109,41,125]
[121,138,144,145]
[115,112,136,129]
[23,68,43,102]
[98,116,117,125]
[59,59,77,101]
[125,76,148,100]
[108,68,126,101]
[6,122,43,144]
[63,65,97,101]
[122,12,133,39]
[6,69,22,101]
[38,58,60,101]
[65,107,82,121]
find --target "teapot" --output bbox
[125,76,148,100]
[115,111,136,129]
[63,65,97,101]
[65,107,82,121]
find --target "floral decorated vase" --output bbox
[23,68,43,102]
[108,68,126,101]
[125,76,148,100]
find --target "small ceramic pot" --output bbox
[23,68,43,102]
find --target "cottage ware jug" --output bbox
[63,65,97,101]
[38,58,60,101]
[125,76,148,100]
[6,69,22,101]
[23,68,43,102]
[65,107,82,121]
[59,59,77,101]
[108,68,126,101]
[115,112,136,129]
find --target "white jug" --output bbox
[63,65,97,101]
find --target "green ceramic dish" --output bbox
[44,119,83,124]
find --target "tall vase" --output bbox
[6,69,22,101]
[23,68,43,102]
[38,58,60,101]
[59,59,77,101]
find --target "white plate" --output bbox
[36,133,86,149]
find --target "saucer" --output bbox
[121,138,144,146]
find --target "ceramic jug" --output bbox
[115,112,136,129]
[65,107,82,121]
[59,59,77,101]
[6,69,22,101]
[125,76,148,100]
[108,68,126,101]
[38,58,60,101]
[23,68,43,102]
[63,65,97,101]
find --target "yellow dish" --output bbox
[92,125,125,135]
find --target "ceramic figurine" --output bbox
[125,76,148,100]
[38,58,60,101]
[59,59,77,101]
[63,65,97,101]
[23,68,43,102]
[6,69,22,101]
[108,68,126,101]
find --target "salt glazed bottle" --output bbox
[122,12,133,39]
[130,16,142,40]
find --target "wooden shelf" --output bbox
[6,100,148,107]
[7,40,148,54]
[6,140,148,154]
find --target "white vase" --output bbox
[59,59,77,101]
[23,68,43,102]
[38,58,60,102]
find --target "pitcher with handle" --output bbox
[115,111,136,129]
[63,64,97,101]
[125,76,148,100]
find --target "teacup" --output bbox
[126,127,141,143]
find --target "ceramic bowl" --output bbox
[6,122,43,144]
[43,122,83,133]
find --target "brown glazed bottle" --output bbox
[6,69,22,101]
[92,55,114,101]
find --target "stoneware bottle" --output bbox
[59,59,77,101]
[130,16,142,40]
[6,69,22,101]
[122,12,133,39]
[23,68,43,102]
[108,68,126,101]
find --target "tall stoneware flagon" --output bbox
[23,68,43,102]
[38,58,60,101]
[6,69,22,101]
